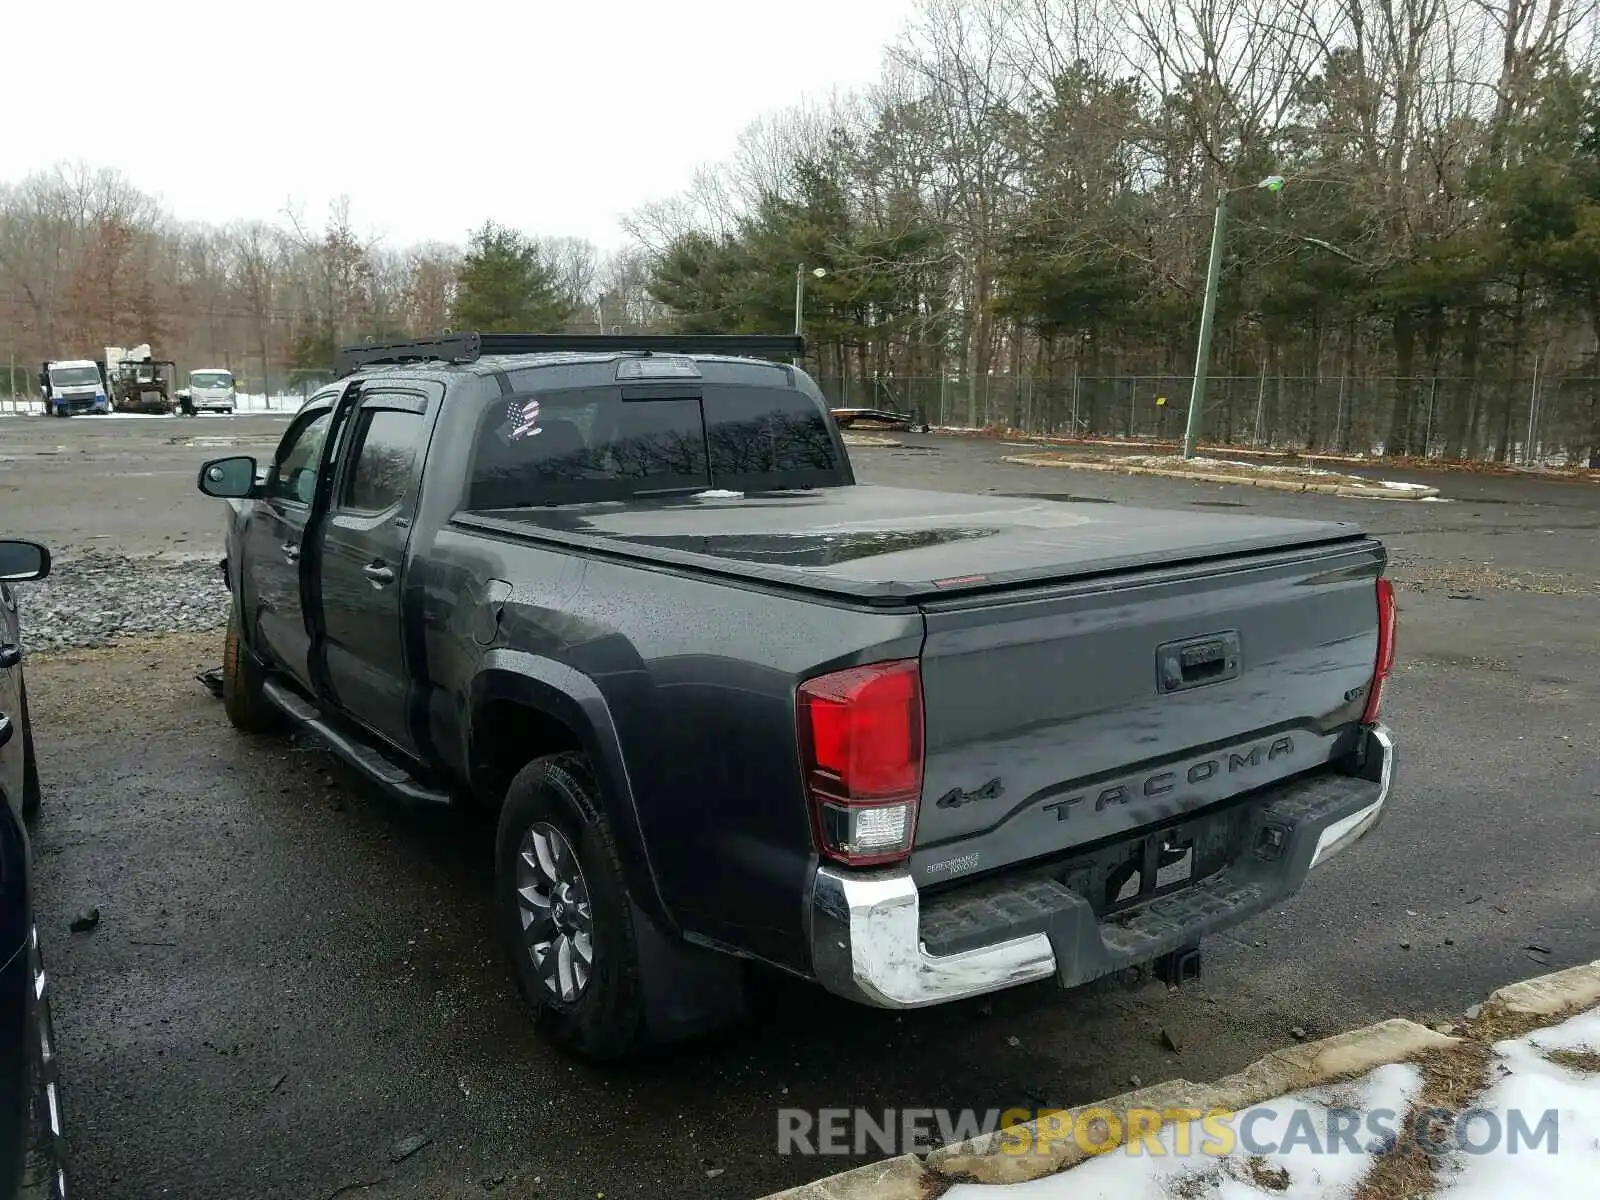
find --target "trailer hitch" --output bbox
[1154,944,1202,987]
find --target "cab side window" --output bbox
[268,411,333,504]
[343,409,425,513]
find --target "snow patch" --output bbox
[1431,1010,1600,1200]
[1126,454,1342,476]
[944,1062,1423,1200]
[943,1007,1600,1200]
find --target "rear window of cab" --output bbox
[464,382,844,509]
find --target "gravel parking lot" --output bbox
[4,413,1598,1199]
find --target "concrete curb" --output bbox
[757,959,1600,1199]
[998,454,1441,500]
[1482,958,1600,1019]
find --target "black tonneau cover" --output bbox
[453,484,1369,605]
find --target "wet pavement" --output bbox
[9,415,1599,1199]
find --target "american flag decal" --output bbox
[505,398,543,440]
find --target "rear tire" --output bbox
[495,754,646,1061]
[222,609,284,735]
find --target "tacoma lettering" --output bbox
[1042,737,1296,822]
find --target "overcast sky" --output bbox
[11,0,919,253]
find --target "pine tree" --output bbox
[449,221,572,332]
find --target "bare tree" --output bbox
[891,0,1030,418]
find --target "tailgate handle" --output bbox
[1157,631,1241,693]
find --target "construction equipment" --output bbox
[102,345,178,414]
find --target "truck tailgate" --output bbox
[909,539,1384,888]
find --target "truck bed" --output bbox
[455,484,1369,604]
[461,482,1385,896]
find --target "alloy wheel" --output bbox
[514,823,594,1004]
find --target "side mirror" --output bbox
[0,540,50,583]
[198,455,259,498]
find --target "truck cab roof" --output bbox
[342,350,800,392]
[332,332,802,378]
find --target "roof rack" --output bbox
[333,331,806,377]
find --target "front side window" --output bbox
[344,409,423,512]
[268,411,332,504]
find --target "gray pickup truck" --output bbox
[196,332,1398,1060]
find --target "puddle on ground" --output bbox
[994,491,1116,504]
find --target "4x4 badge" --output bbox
[935,777,1004,810]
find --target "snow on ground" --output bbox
[233,392,309,413]
[944,1062,1425,1200]
[0,392,301,417]
[1128,454,1343,477]
[944,1008,1600,1200]
[1433,1009,1600,1200]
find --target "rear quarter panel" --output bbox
[417,522,923,972]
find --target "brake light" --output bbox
[1361,577,1397,724]
[797,658,925,867]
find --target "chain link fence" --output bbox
[815,373,1597,463]
[5,370,1592,464]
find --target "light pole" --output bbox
[1181,174,1285,458]
[793,264,827,366]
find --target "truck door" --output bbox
[314,387,436,754]
[243,403,335,691]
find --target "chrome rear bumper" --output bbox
[809,725,1395,1009]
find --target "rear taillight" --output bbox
[1361,577,1397,724]
[797,658,925,867]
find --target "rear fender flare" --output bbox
[468,650,674,932]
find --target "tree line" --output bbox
[0,167,670,399]
[5,0,1600,463]
[628,0,1600,464]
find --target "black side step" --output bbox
[261,679,451,806]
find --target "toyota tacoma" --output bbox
[195,331,1398,1060]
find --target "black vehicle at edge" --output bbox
[0,539,67,1198]
[196,332,1399,1061]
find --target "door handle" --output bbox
[362,563,395,585]
[281,542,300,563]
[0,644,19,669]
